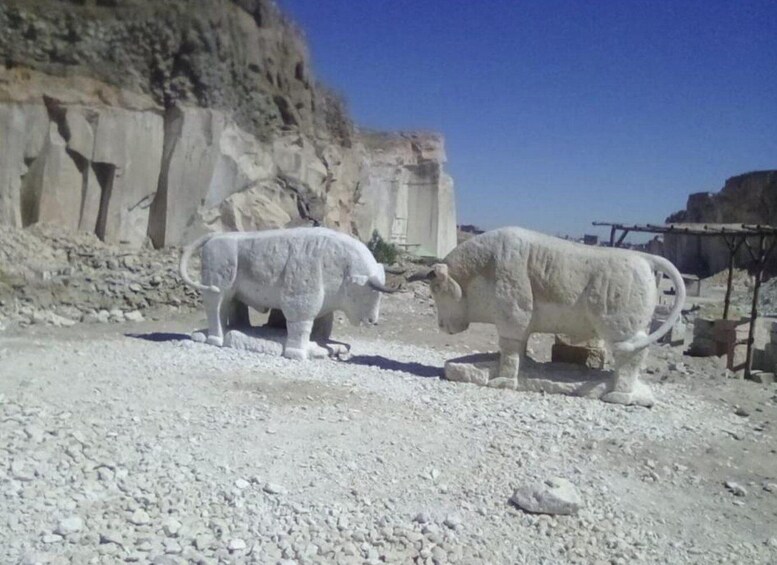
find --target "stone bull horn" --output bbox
[368,276,400,293]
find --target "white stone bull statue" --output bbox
[409,227,685,406]
[179,227,396,360]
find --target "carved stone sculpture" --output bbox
[180,227,395,360]
[410,227,686,406]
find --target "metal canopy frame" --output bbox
[593,222,777,379]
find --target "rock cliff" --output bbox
[664,171,777,275]
[354,131,457,258]
[0,0,456,258]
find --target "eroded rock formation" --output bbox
[0,0,457,257]
[664,171,777,275]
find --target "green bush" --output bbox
[367,230,399,265]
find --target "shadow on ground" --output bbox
[347,355,443,379]
[125,332,191,342]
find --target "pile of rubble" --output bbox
[0,225,200,329]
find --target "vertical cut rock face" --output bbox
[354,131,457,259]
[0,0,457,257]
[664,171,777,275]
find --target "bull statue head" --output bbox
[345,264,399,326]
[408,264,468,333]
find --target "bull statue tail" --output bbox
[179,234,220,293]
[613,255,686,353]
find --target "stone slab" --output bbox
[190,325,349,359]
[444,353,654,406]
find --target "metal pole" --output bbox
[744,235,766,380]
[609,226,616,248]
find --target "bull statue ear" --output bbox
[432,264,449,279]
[350,274,369,286]
[429,263,463,301]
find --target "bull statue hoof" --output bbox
[191,331,207,343]
[326,343,351,360]
[487,376,519,390]
[283,347,308,361]
[206,335,223,347]
[307,343,330,359]
[601,383,655,408]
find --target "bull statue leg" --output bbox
[284,319,330,360]
[267,309,341,358]
[490,275,533,389]
[602,347,654,407]
[203,290,226,347]
[205,292,249,346]
[491,314,531,390]
[198,237,239,347]
[284,320,313,360]
[268,309,333,340]
[490,335,528,390]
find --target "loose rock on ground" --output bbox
[1,227,777,563]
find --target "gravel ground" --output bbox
[3,291,777,564]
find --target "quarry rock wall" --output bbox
[354,131,457,258]
[664,171,777,276]
[0,0,457,258]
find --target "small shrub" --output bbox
[367,230,398,265]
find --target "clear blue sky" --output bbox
[279,0,776,240]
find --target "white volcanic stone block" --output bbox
[223,329,285,356]
[444,353,655,407]
[443,353,496,386]
[92,107,165,246]
[354,131,457,259]
[22,123,83,231]
[148,106,230,247]
[0,103,48,227]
